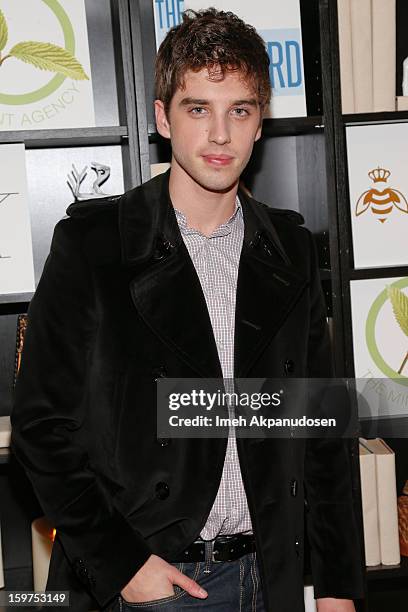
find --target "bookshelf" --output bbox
[0,1,406,610]
[0,0,143,595]
[325,0,408,606]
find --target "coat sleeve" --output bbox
[10,217,152,608]
[303,229,365,600]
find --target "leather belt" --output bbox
[173,533,256,563]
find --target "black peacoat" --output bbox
[11,170,365,611]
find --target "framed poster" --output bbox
[0,143,35,295]
[153,0,307,118]
[0,0,95,130]
[346,123,408,269]
[350,277,408,420]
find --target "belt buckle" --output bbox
[211,546,223,563]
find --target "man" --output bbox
[11,8,365,612]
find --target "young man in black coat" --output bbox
[11,8,365,612]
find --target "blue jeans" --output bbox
[113,552,266,611]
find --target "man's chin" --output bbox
[192,172,240,195]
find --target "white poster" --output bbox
[0,0,95,131]
[0,144,35,295]
[350,277,408,420]
[346,124,408,269]
[153,0,307,118]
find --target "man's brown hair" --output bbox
[155,8,271,115]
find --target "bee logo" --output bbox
[355,167,408,223]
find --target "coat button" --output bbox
[295,538,300,558]
[290,478,298,497]
[157,437,171,447]
[155,481,170,500]
[284,359,295,375]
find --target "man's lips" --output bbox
[202,154,234,166]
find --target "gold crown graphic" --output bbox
[368,167,391,182]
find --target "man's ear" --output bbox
[154,100,171,139]
[254,105,264,142]
[255,122,262,142]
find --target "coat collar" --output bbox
[119,170,307,378]
[118,169,292,268]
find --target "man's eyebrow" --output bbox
[179,98,209,106]
[231,98,258,106]
[179,97,259,106]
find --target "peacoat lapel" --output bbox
[118,170,307,378]
[234,191,308,377]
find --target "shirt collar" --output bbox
[174,196,242,238]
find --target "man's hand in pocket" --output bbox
[120,554,208,604]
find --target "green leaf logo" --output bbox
[0,9,8,52]
[0,9,88,80]
[388,286,408,337]
[387,285,408,375]
[9,41,89,80]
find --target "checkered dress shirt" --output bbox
[174,198,253,539]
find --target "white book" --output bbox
[0,523,4,589]
[361,438,400,565]
[0,416,11,448]
[396,96,408,111]
[0,143,35,295]
[337,0,355,113]
[350,0,373,112]
[0,0,95,131]
[183,0,307,118]
[372,0,396,112]
[150,163,171,179]
[359,440,381,565]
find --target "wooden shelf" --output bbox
[262,116,324,136]
[0,292,33,304]
[0,126,128,149]
[348,267,408,281]
[148,115,324,143]
[366,556,408,581]
[343,110,408,127]
[360,417,408,439]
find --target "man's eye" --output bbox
[232,108,249,116]
[190,107,207,115]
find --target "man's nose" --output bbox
[208,115,231,145]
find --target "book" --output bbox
[350,277,408,422]
[359,440,381,565]
[150,163,171,178]
[182,0,307,118]
[350,0,373,112]
[0,524,3,589]
[0,0,95,131]
[0,416,11,448]
[304,584,316,611]
[337,0,355,113]
[346,123,408,269]
[396,96,408,110]
[361,438,400,565]
[0,143,35,295]
[372,0,396,112]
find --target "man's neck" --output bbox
[168,162,238,237]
